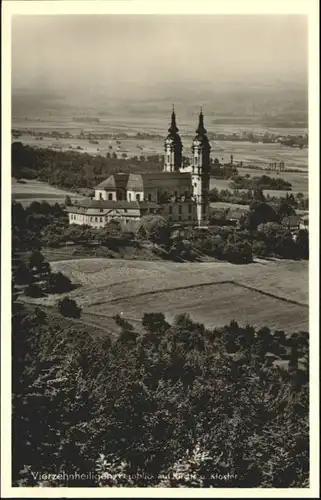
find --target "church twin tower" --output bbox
[164,107,211,226]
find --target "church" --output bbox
[66,108,211,228]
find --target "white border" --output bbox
[1,1,319,498]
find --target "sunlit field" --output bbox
[12,178,81,206]
[22,257,309,332]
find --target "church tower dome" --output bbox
[164,106,183,172]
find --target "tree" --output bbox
[13,262,33,286]
[64,195,72,206]
[139,215,171,246]
[253,188,265,202]
[142,313,170,335]
[277,201,296,219]
[295,230,309,259]
[28,250,45,273]
[244,202,278,230]
[24,283,44,298]
[257,222,296,258]
[46,272,73,294]
[223,240,253,264]
[58,297,81,318]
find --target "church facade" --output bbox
[66,109,211,228]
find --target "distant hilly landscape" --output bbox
[12,78,308,130]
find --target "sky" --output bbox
[12,15,308,95]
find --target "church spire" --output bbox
[168,105,179,134]
[196,106,207,135]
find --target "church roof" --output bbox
[193,109,211,148]
[168,107,179,135]
[140,172,191,188]
[95,171,192,192]
[127,173,144,191]
[195,109,207,135]
[95,173,130,191]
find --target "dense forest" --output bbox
[12,285,309,487]
[11,142,162,189]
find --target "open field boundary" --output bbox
[233,282,308,309]
[88,279,308,309]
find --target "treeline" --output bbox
[12,201,309,264]
[13,248,75,298]
[229,174,292,191]
[209,188,309,211]
[12,293,309,487]
[12,143,163,189]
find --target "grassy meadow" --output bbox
[12,178,81,206]
[32,257,309,332]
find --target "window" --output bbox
[169,206,172,214]
[136,194,141,201]
[167,154,170,163]
[188,204,192,214]
[178,216,182,221]
[169,215,172,221]
[99,192,103,200]
[178,205,182,214]
[128,193,131,201]
[174,191,178,198]
[108,193,113,200]
[195,157,198,166]
[95,217,98,222]
[188,216,192,221]
[194,182,197,188]
[148,194,152,202]
[124,209,127,213]
[100,217,103,222]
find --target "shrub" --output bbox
[252,240,268,257]
[13,262,33,285]
[140,215,171,245]
[223,240,253,264]
[46,272,73,294]
[24,283,44,298]
[58,297,81,318]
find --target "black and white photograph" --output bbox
[1,0,319,497]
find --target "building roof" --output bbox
[95,171,192,192]
[73,198,140,210]
[66,205,141,217]
[67,198,166,216]
[95,173,130,191]
[226,206,248,220]
[95,176,117,190]
[282,215,301,227]
[127,173,144,191]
